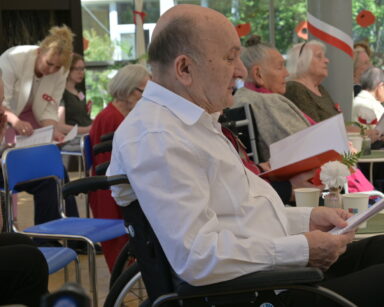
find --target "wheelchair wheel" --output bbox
[104,262,148,307]
[110,241,136,289]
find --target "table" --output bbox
[358,150,384,183]
[355,213,384,240]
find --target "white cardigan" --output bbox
[0,45,68,122]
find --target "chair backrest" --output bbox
[2,143,65,191]
[80,134,93,175]
[1,143,65,232]
[222,103,260,163]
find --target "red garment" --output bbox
[221,126,261,175]
[89,103,127,271]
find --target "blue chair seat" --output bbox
[25,218,126,242]
[39,247,79,274]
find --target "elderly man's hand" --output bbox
[309,206,352,231]
[304,230,354,271]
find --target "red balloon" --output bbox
[235,23,251,38]
[356,10,375,27]
[295,20,308,40]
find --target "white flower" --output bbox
[320,161,350,188]
[358,108,376,124]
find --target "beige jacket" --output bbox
[0,45,68,122]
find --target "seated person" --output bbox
[352,67,384,122]
[89,64,150,271]
[353,42,372,97]
[59,53,92,155]
[235,36,373,194]
[0,232,48,307]
[107,5,384,306]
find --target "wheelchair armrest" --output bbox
[62,175,129,197]
[175,266,323,296]
[100,132,115,142]
[95,161,110,176]
[93,140,112,156]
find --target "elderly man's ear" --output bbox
[174,55,194,86]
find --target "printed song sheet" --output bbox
[15,126,54,148]
[269,114,349,170]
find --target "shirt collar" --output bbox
[143,80,206,126]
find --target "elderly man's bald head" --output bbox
[148,5,232,74]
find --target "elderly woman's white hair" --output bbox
[286,40,326,80]
[108,64,150,101]
[240,35,275,82]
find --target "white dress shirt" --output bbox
[107,80,311,286]
[352,90,384,122]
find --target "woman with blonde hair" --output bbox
[0,25,74,143]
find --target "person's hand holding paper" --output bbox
[304,206,355,271]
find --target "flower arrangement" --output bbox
[312,160,350,188]
[311,152,360,208]
[354,109,378,137]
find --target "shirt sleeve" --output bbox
[0,51,17,111]
[114,130,309,286]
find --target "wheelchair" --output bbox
[63,175,356,307]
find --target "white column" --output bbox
[307,0,353,121]
[109,2,121,60]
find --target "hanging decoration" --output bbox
[235,23,251,38]
[295,21,308,40]
[307,12,353,58]
[83,38,89,51]
[356,10,375,28]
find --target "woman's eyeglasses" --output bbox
[299,42,307,57]
[135,87,144,93]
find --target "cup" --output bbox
[348,135,363,152]
[342,193,369,228]
[294,188,321,207]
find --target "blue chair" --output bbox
[39,247,80,277]
[1,143,127,307]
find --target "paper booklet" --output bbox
[329,198,384,235]
[260,114,349,180]
[15,125,78,148]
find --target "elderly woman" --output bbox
[89,64,150,271]
[0,25,74,143]
[284,40,340,123]
[235,36,311,162]
[353,67,384,122]
[234,37,373,195]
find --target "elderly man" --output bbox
[108,4,384,306]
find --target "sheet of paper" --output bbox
[269,114,349,170]
[63,125,78,143]
[15,126,53,148]
[375,113,384,135]
[329,198,384,235]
